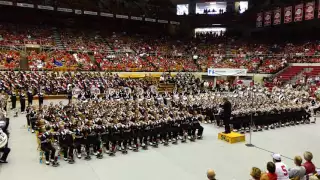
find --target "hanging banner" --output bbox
[284,6,293,23]
[264,11,272,26]
[207,68,248,76]
[294,4,303,22]
[305,1,315,20]
[273,8,281,25]
[256,12,263,27]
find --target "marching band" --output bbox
[0,71,317,167]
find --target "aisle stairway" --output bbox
[20,52,28,70]
[277,66,306,81]
[52,28,64,50]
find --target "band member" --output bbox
[39,125,58,166]
[73,122,84,159]
[27,106,37,133]
[20,91,26,113]
[27,89,33,105]
[38,91,44,107]
[10,90,16,110]
[58,124,75,163]
[67,90,72,104]
[191,111,204,139]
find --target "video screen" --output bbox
[176,4,189,15]
[196,2,227,15]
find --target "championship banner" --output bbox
[256,12,263,27]
[305,1,315,20]
[273,8,281,25]
[264,11,272,26]
[284,6,292,23]
[207,68,248,76]
[294,4,303,22]
[319,0,320,18]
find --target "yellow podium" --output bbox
[218,132,245,144]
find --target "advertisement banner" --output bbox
[294,4,303,22]
[116,14,128,19]
[145,18,156,22]
[83,11,97,15]
[16,3,34,8]
[264,11,272,26]
[100,12,113,17]
[207,68,248,76]
[74,9,82,14]
[284,6,292,23]
[273,8,281,25]
[256,12,263,27]
[0,1,13,5]
[57,7,72,12]
[158,19,168,23]
[37,5,54,10]
[170,21,180,25]
[131,16,142,21]
[305,1,315,20]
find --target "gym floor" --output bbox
[0,99,319,180]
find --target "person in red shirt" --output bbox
[266,162,277,180]
[303,151,316,175]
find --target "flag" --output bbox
[53,59,63,67]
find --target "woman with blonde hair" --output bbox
[250,167,262,180]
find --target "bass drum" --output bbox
[72,87,82,98]
[90,86,100,95]
[136,87,144,96]
[149,85,157,94]
[108,88,116,97]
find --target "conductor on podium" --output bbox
[222,97,231,134]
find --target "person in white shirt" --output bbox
[272,153,290,180]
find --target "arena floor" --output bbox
[0,99,319,180]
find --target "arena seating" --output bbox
[1,23,320,74]
[0,50,21,70]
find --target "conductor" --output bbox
[222,97,231,134]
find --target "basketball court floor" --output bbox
[0,99,319,180]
